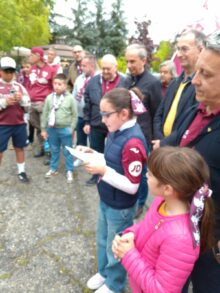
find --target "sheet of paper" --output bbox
[65,146,105,165]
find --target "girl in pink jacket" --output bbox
[112,146,214,293]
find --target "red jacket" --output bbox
[122,197,199,293]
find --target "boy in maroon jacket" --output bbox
[0,57,30,182]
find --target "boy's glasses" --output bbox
[100,111,118,118]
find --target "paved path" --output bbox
[0,147,192,293]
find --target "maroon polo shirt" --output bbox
[180,103,220,147]
[102,73,121,95]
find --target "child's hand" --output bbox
[75,145,94,153]
[6,95,17,106]
[41,131,48,140]
[84,163,106,176]
[112,232,135,260]
[14,91,22,102]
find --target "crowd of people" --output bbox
[0,29,220,293]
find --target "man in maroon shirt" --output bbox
[27,47,54,157]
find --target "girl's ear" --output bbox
[120,108,130,120]
[164,184,175,197]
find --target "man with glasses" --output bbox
[83,54,125,185]
[67,45,85,91]
[153,30,206,148]
[156,31,220,293]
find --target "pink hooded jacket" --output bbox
[122,197,199,293]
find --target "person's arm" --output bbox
[148,79,162,118]
[121,234,199,293]
[41,96,50,131]
[18,84,31,108]
[83,81,91,125]
[70,96,78,132]
[153,98,166,139]
[102,138,147,194]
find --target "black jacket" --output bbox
[124,70,162,145]
[153,72,198,140]
[164,105,220,235]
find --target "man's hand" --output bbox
[83,124,90,135]
[41,131,48,140]
[151,139,160,150]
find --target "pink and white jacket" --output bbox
[122,197,199,293]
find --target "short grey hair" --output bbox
[205,31,220,54]
[178,29,206,49]
[126,43,147,59]
[160,60,177,78]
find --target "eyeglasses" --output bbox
[100,111,118,118]
[73,50,82,53]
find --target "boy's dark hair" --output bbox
[53,73,67,82]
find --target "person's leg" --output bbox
[90,127,106,153]
[47,128,60,171]
[190,249,220,293]
[76,117,87,146]
[28,123,35,144]
[12,124,29,182]
[96,201,108,277]
[14,147,25,163]
[29,107,44,156]
[60,127,74,172]
[101,202,136,292]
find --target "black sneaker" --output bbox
[86,175,98,186]
[18,172,29,183]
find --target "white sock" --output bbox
[17,162,25,174]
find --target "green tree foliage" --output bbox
[151,41,173,72]
[0,0,52,52]
[52,0,127,57]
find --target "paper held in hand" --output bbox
[65,146,104,164]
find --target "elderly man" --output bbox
[124,43,162,217]
[83,54,125,185]
[153,30,206,144]
[159,60,177,96]
[158,31,220,293]
[67,45,85,91]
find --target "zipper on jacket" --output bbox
[154,219,164,230]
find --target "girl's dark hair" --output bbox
[102,87,144,118]
[148,146,214,252]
